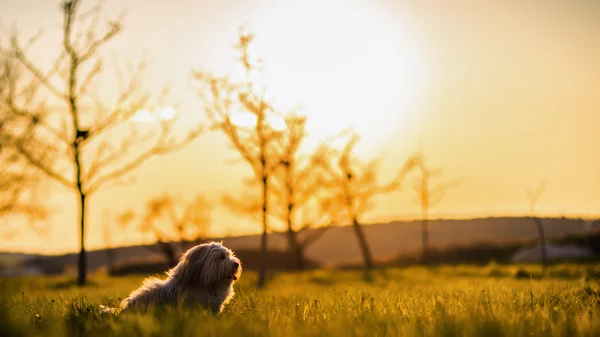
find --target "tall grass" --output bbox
[1,263,598,336]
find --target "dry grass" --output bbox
[1,263,599,336]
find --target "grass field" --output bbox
[1,263,599,337]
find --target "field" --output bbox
[1,263,599,337]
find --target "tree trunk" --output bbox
[295,245,305,271]
[286,228,304,271]
[533,217,548,273]
[158,240,179,268]
[105,248,114,274]
[257,176,269,288]
[420,172,430,265]
[352,218,373,270]
[421,218,429,264]
[285,214,304,270]
[77,192,87,285]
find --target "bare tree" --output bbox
[314,132,420,275]
[194,30,284,287]
[270,113,340,270]
[0,150,44,229]
[0,57,48,237]
[0,0,204,285]
[117,192,212,267]
[410,152,461,264]
[526,182,548,273]
[0,137,48,238]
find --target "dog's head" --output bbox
[168,241,242,289]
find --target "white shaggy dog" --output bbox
[101,241,242,314]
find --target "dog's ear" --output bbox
[169,244,209,287]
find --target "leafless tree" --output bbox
[410,152,461,264]
[526,182,548,273]
[194,30,285,287]
[314,132,420,275]
[0,151,44,234]
[270,113,340,270]
[0,141,46,239]
[0,57,48,237]
[117,192,212,267]
[0,0,204,285]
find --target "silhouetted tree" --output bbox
[526,182,548,273]
[117,192,212,267]
[410,151,460,264]
[194,30,285,287]
[0,0,204,285]
[314,132,420,276]
[270,113,340,270]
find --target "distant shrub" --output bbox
[109,256,171,276]
[553,230,600,254]
[511,268,534,279]
[109,249,321,276]
[389,241,524,267]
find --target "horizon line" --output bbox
[3,212,598,256]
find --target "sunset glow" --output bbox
[3,2,600,334]
[0,0,598,255]
[132,106,177,123]
[241,1,428,144]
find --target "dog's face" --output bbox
[170,242,242,289]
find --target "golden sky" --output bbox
[1,0,599,254]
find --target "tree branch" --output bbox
[1,37,66,100]
[86,122,205,194]
[10,135,73,189]
[300,223,334,249]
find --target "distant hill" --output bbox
[4,216,598,275]
[300,216,594,266]
[0,252,41,267]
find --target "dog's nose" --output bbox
[233,261,239,269]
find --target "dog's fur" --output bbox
[101,241,242,315]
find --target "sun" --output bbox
[132,106,177,123]
[243,1,428,150]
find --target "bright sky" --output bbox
[1,0,599,254]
